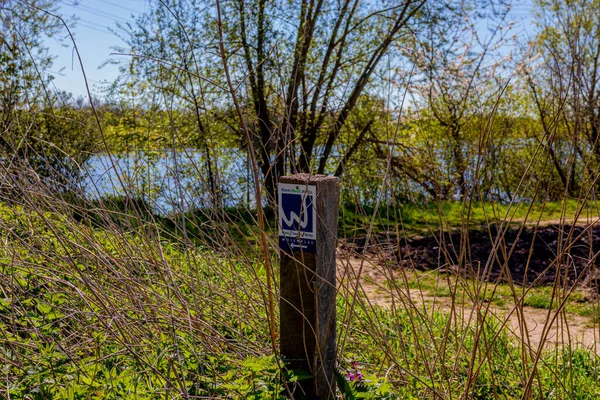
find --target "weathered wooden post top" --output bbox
[278,173,340,400]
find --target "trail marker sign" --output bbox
[278,183,317,253]
[278,174,339,400]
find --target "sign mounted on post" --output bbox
[278,183,317,253]
[279,174,339,399]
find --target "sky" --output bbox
[44,0,537,100]
[45,0,148,99]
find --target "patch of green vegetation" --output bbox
[523,291,552,309]
[340,295,600,399]
[95,198,600,249]
[340,199,600,237]
[386,269,597,319]
[2,201,600,398]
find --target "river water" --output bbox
[82,149,253,214]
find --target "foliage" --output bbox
[113,0,436,198]
[2,99,99,194]
[0,0,61,112]
[336,362,397,399]
[0,3,98,194]
[1,199,600,398]
[523,0,600,198]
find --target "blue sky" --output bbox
[46,0,148,99]
[45,0,536,100]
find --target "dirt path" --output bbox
[338,251,600,353]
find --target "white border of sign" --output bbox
[278,183,317,241]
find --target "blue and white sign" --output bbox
[278,183,317,253]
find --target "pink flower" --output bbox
[347,362,364,383]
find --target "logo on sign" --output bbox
[278,183,316,253]
[280,192,313,233]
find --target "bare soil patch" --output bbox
[344,224,600,287]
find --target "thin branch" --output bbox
[110,52,229,92]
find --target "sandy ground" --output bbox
[337,250,600,353]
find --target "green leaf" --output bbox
[335,368,357,400]
[242,355,275,373]
[36,302,52,315]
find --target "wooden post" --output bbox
[278,173,339,400]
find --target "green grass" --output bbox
[82,198,600,249]
[388,270,598,319]
[340,199,600,237]
[2,201,600,398]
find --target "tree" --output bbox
[378,0,516,200]
[116,0,428,199]
[112,1,221,205]
[0,1,97,195]
[526,0,600,197]
[1,0,59,132]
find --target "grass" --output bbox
[387,269,599,319]
[2,196,600,399]
[114,198,600,252]
[340,199,600,237]
[0,202,279,398]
